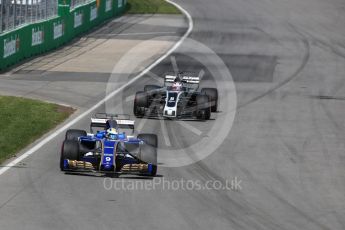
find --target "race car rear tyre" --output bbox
[60,140,80,171]
[144,85,161,92]
[137,134,158,147]
[138,134,158,176]
[196,95,211,120]
[201,88,218,112]
[134,91,148,117]
[65,129,87,141]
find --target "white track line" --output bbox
[136,117,149,132]
[198,69,205,81]
[0,0,193,176]
[171,56,179,75]
[176,120,203,136]
[147,70,165,83]
[159,118,172,146]
[125,94,135,102]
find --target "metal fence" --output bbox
[70,0,93,9]
[0,0,58,33]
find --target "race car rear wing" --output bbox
[90,113,135,133]
[94,113,131,120]
[164,72,200,91]
[164,75,200,84]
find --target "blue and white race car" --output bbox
[60,113,158,176]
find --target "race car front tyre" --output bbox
[201,88,218,112]
[65,129,87,141]
[138,134,158,176]
[134,91,148,117]
[144,85,161,92]
[196,95,211,120]
[60,140,80,171]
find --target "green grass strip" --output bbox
[0,96,74,164]
[126,0,181,14]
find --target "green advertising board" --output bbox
[0,0,127,70]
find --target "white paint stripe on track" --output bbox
[159,119,172,146]
[125,94,135,102]
[176,120,203,136]
[171,56,179,75]
[0,0,193,176]
[146,70,165,83]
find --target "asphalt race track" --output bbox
[1,0,345,229]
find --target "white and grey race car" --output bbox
[133,72,218,120]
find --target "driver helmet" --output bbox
[107,128,118,140]
[172,82,183,91]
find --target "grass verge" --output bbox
[0,96,74,164]
[126,0,181,14]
